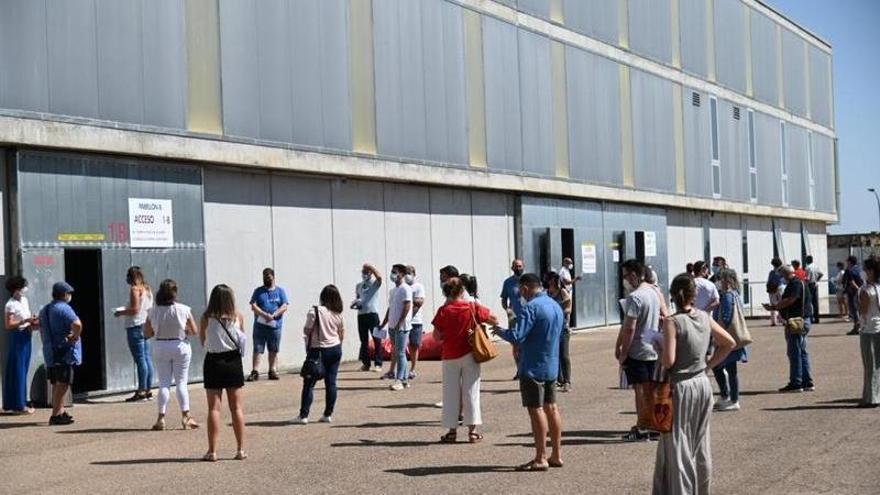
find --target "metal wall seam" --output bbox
[549,0,564,24]
[551,40,569,179]
[619,65,634,187]
[776,23,785,108]
[464,8,487,168]
[671,0,681,69]
[706,0,716,82]
[350,0,377,154]
[618,0,629,48]
[184,0,222,134]
[803,40,811,119]
[745,5,753,97]
[673,84,686,193]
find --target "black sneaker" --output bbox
[778,384,803,393]
[847,328,861,336]
[246,370,259,382]
[49,414,74,425]
[124,392,149,403]
[622,427,650,442]
[803,383,816,392]
[268,371,280,381]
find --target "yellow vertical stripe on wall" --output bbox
[350,0,377,155]
[619,65,635,188]
[706,0,716,82]
[464,9,487,168]
[551,41,569,178]
[803,41,811,119]
[776,24,785,108]
[185,0,222,134]
[618,0,629,48]
[671,0,681,69]
[745,6,753,96]
[550,0,564,24]
[672,84,686,194]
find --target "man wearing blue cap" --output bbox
[39,281,82,425]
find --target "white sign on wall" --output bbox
[581,242,597,274]
[644,231,657,258]
[128,198,174,248]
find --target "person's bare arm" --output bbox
[395,301,412,331]
[380,307,390,329]
[115,287,141,317]
[251,302,270,319]
[67,319,83,343]
[185,314,198,336]
[615,316,638,364]
[660,317,677,370]
[412,297,425,317]
[5,311,23,331]
[198,316,208,346]
[706,319,735,369]
[273,303,289,319]
[338,318,345,343]
[144,319,155,339]
[859,289,870,317]
[366,264,383,287]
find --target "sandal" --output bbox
[548,459,564,468]
[439,431,457,444]
[202,452,217,462]
[181,416,200,430]
[515,460,549,472]
[234,450,248,460]
[468,432,483,444]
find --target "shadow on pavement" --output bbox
[501,429,629,447]
[386,465,512,476]
[368,403,438,410]
[0,422,44,429]
[336,386,390,392]
[481,389,519,395]
[57,427,148,434]
[762,404,859,411]
[247,420,292,427]
[92,458,201,465]
[332,420,439,429]
[737,390,782,396]
[508,429,625,438]
[331,439,437,448]
[817,398,860,404]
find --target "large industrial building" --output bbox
[0,0,836,398]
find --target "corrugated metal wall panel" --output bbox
[0,0,50,112]
[218,0,261,138]
[142,0,187,128]
[95,0,145,124]
[809,45,832,128]
[813,133,835,213]
[256,0,295,143]
[628,0,673,64]
[785,123,809,209]
[718,100,749,202]
[678,0,708,78]
[563,0,619,46]
[782,28,808,118]
[713,0,747,94]
[565,46,622,185]
[312,0,353,150]
[518,29,555,177]
[755,112,782,206]
[46,0,100,118]
[483,16,523,172]
[289,0,326,147]
[749,9,778,106]
[630,69,677,192]
[683,88,712,197]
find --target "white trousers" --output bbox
[441,353,482,429]
[152,340,192,415]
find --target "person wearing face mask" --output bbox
[247,268,289,381]
[39,282,83,425]
[113,266,155,402]
[501,260,525,379]
[439,265,464,300]
[692,261,720,314]
[380,264,414,391]
[558,257,581,295]
[405,266,426,380]
[3,276,40,414]
[354,263,383,372]
[709,257,727,284]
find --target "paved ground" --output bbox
[2,318,878,494]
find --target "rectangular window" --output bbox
[710,97,721,197]
[748,110,757,202]
[807,131,816,210]
[780,121,788,207]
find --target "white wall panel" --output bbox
[471,191,516,318]
[667,209,705,277]
[778,218,802,265]
[805,221,829,314]
[709,213,743,274]
[746,216,774,312]
[429,188,474,310]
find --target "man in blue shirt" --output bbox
[39,281,82,426]
[248,268,289,381]
[500,259,525,378]
[495,273,564,472]
[843,256,864,335]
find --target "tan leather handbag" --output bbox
[468,303,499,363]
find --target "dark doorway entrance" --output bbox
[64,249,105,394]
[561,228,576,327]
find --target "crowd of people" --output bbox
[2,251,879,488]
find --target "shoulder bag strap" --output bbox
[469,302,479,329]
[217,317,240,351]
[308,306,320,349]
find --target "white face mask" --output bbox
[390,272,399,282]
[20,287,29,295]
[519,296,528,307]
[404,274,415,285]
[361,273,371,282]
[64,294,73,304]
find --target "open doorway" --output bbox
[561,228,576,327]
[64,249,105,394]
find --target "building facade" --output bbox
[0,0,836,398]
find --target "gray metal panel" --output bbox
[628,0,672,64]
[19,249,65,404]
[256,0,294,143]
[755,111,782,205]
[809,46,832,128]
[713,0,747,94]
[142,0,187,128]
[218,0,261,138]
[785,123,809,209]
[483,16,523,172]
[101,249,137,392]
[812,133,835,213]
[683,88,712,197]
[563,0,618,46]
[289,0,325,147]
[518,29,554,177]
[0,0,50,112]
[718,100,749,202]
[518,0,550,19]
[782,28,808,118]
[749,9,779,106]
[566,46,622,185]
[630,69,676,192]
[46,0,100,118]
[96,0,145,124]
[678,0,708,78]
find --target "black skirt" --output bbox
[203,350,245,389]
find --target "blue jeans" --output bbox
[300,344,342,418]
[392,329,410,382]
[847,292,861,329]
[785,321,813,387]
[126,325,154,391]
[713,362,739,402]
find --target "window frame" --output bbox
[747,109,758,203]
[807,130,816,210]
[710,96,721,198]
[780,121,789,207]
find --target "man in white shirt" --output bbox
[693,261,720,313]
[381,264,413,390]
[558,257,581,294]
[804,255,824,323]
[405,265,426,380]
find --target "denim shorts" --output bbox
[253,323,282,354]
[409,324,424,348]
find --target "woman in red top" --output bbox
[433,278,498,443]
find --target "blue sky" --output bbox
[768,0,880,234]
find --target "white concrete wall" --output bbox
[709,213,744,275]
[666,209,705,278]
[747,216,775,315]
[805,221,830,314]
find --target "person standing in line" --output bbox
[40,282,82,425]
[558,257,581,294]
[843,256,865,335]
[114,266,155,402]
[766,258,786,326]
[804,255,824,324]
[692,261,720,314]
[686,263,695,278]
[546,273,573,393]
[405,265,426,380]
[3,276,40,414]
[858,258,880,408]
[381,264,413,391]
[353,263,383,373]
[145,279,200,430]
[494,273,564,471]
[434,278,498,444]
[247,268,289,381]
[501,259,525,379]
[712,269,748,412]
[293,285,345,424]
[199,284,247,461]
[763,266,815,393]
[440,265,463,297]
[835,262,850,321]
[709,256,728,284]
[792,260,808,281]
[653,274,734,495]
[614,259,662,442]
[460,274,479,303]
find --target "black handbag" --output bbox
[300,306,325,381]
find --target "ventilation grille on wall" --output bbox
[692,92,701,107]
[733,106,741,120]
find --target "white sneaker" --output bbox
[434,402,444,408]
[318,415,332,423]
[714,398,730,410]
[291,416,308,425]
[389,381,405,391]
[717,401,741,412]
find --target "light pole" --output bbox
[870,188,880,231]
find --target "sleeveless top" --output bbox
[669,309,712,382]
[125,288,153,328]
[204,317,245,353]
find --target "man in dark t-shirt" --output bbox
[764,265,814,393]
[843,256,864,335]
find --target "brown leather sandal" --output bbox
[439,431,457,443]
